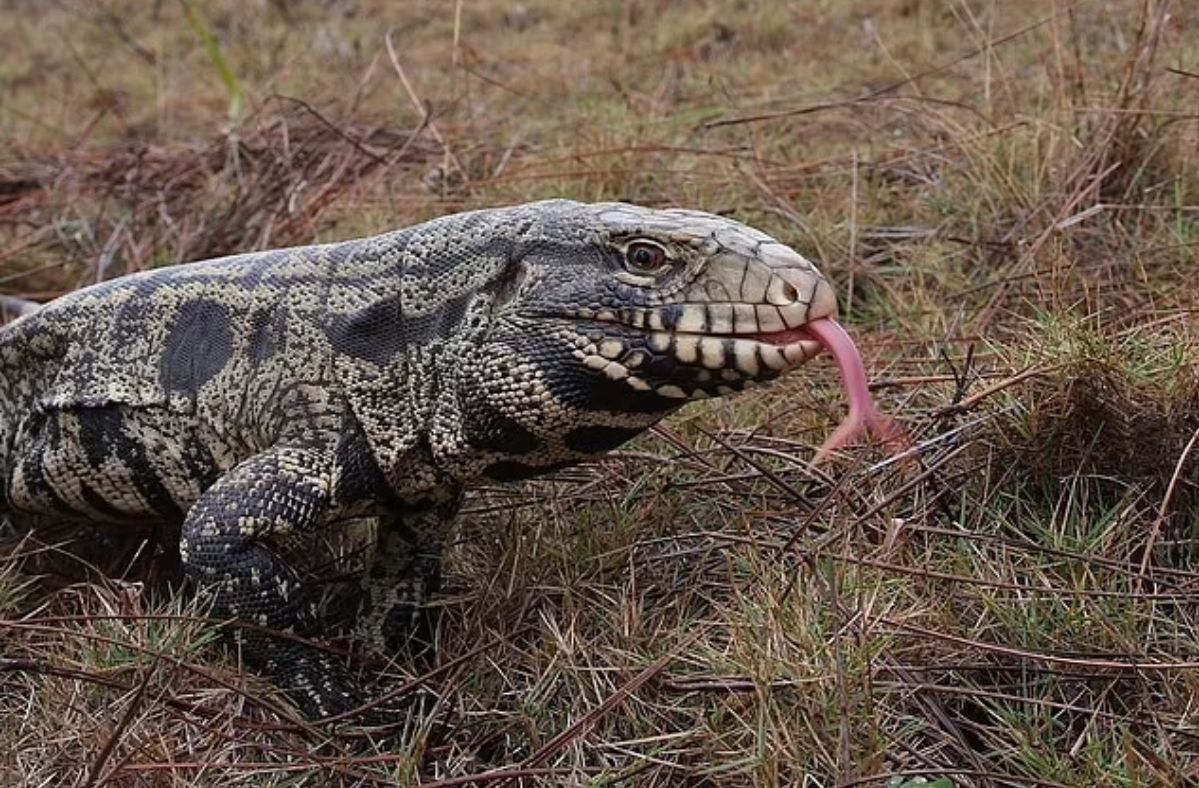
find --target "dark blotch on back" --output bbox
[161,299,234,392]
[564,425,646,453]
[327,298,404,364]
[247,310,280,365]
[403,292,472,345]
[327,290,473,364]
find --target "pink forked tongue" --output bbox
[802,318,910,464]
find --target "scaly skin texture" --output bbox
[0,200,837,719]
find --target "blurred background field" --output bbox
[1,1,1198,785]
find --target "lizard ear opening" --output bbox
[487,260,529,311]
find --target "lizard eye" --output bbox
[624,241,669,274]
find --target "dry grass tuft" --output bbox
[997,334,1199,506]
[0,104,441,302]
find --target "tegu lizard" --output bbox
[0,200,896,719]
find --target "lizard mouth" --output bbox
[643,307,834,379]
[658,318,908,461]
[570,312,909,460]
[635,328,822,383]
[744,325,824,363]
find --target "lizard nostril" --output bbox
[765,275,803,307]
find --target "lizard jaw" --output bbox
[742,325,824,371]
[749,326,819,345]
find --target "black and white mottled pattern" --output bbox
[0,199,836,720]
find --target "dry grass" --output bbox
[2,0,1199,785]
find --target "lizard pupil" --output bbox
[626,242,667,273]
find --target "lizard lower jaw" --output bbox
[747,327,824,367]
[744,333,823,371]
[630,328,824,381]
[750,326,819,346]
[571,321,827,399]
[727,325,827,373]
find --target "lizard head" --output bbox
[498,201,836,401]
[463,201,839,470]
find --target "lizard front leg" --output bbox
[180,445,363,719]
[357,494,460,660]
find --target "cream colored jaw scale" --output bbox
[576,332,821,400]
[580,298,811,334]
